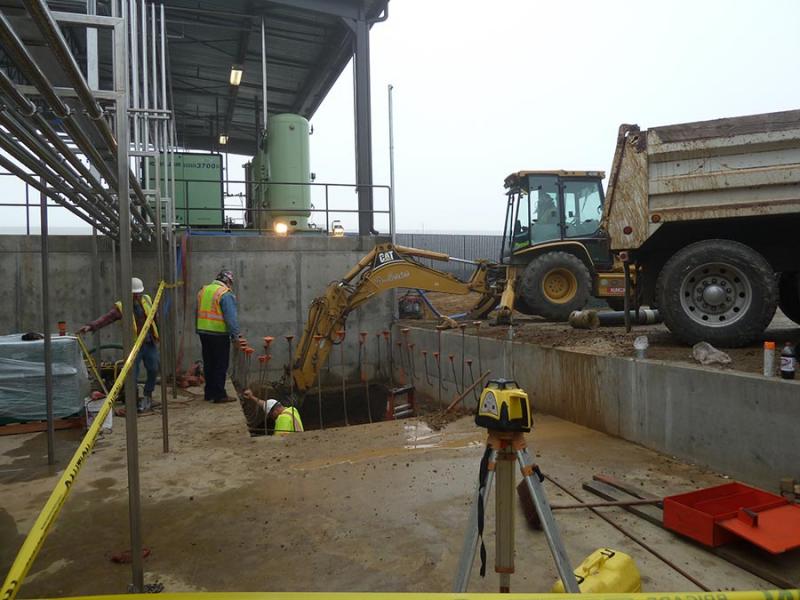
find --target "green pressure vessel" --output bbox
[265,113,311,231]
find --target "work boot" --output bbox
[138,395,153,413]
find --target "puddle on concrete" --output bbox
[293,421,482,472]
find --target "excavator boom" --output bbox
[290,243,507,393]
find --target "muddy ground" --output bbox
[0,383,788,596]
[419,292,800,376]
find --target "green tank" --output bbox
[250,113,311,232]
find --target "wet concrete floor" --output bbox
[0,386,775,595]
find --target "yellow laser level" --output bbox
[475,378,531,432]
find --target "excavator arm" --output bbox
[290,243,507,393]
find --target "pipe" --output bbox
[114,0,144,589]
[163,4,180,402]
[0,107,121,226]
[0,129,118,236]
[20,1,155,226]
[569,309,661,329]
[0,154,116,238]
[40,179,55,466]
[261,17,268,133]
[0,113,120,233]
[0,14,151,231]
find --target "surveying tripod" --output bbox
[453,428,581,593]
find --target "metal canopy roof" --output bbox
[164,0,388,156]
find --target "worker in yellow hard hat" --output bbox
[78,277,159,413]
[242,390,303,435]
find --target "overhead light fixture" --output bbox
[219,134,228,145]
[229,65,243,86]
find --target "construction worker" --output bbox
[78,277,159,413]
[196,270,241,403]
[242,390,304,434]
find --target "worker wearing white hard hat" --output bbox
[242,389,304,435]
[78,276,160,414]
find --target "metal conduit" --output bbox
[0,154,116,238]
[0,113,121,234]
[0,108,124,229]
[0,9,153,234]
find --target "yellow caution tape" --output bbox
[1,281,167,600]
[23,591,800,600]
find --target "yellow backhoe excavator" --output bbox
[286,243,514,393]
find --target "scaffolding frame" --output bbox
[0,0,179,591]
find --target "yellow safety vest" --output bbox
[115,294,159,341]
[275,407,303,435]
[196,282,231,334]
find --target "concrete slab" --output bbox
[0,386,778,595]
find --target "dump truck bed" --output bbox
[603,110,800,251]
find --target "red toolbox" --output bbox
[663,482,800,554]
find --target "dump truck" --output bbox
[602,109,800,346]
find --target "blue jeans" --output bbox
[135,341,160,396]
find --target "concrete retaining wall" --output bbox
[396,325,800,489]
[0,234,393,380]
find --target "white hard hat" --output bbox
[131,277,144,294]
[265,399,279,415]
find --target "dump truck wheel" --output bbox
[656,239,777,347]
[778,272,800,325]
[519,252,591,320]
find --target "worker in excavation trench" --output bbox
[78,277,159,414]
[242,390,304,435]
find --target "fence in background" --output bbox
[395,233,503,278]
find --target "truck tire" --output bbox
[518,252,592,321]
[778,272,800,325]
[514,295,536,315]
[656,240,777,347]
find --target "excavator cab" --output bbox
[499,171,626,319]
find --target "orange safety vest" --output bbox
[115,294,159,341]
[196,282,231,334]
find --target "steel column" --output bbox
[115,8,144,592]
[353,13,373,235]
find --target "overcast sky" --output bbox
[305,0,800,233]
[6,0,800,234]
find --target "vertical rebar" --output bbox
[285,335,296,431]
[436,325,445,404]
[40,179,54,466]
[312,334,324,430]
[338,330,348,426]
[374,332,382,379]
[474,321,483,376]
[383,330,392,387]
[459,323,466,393]
[359,332,372,424]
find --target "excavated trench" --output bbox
[240,382,392,435]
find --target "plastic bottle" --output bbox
[763,341,776,376]
[780,342,796,380]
